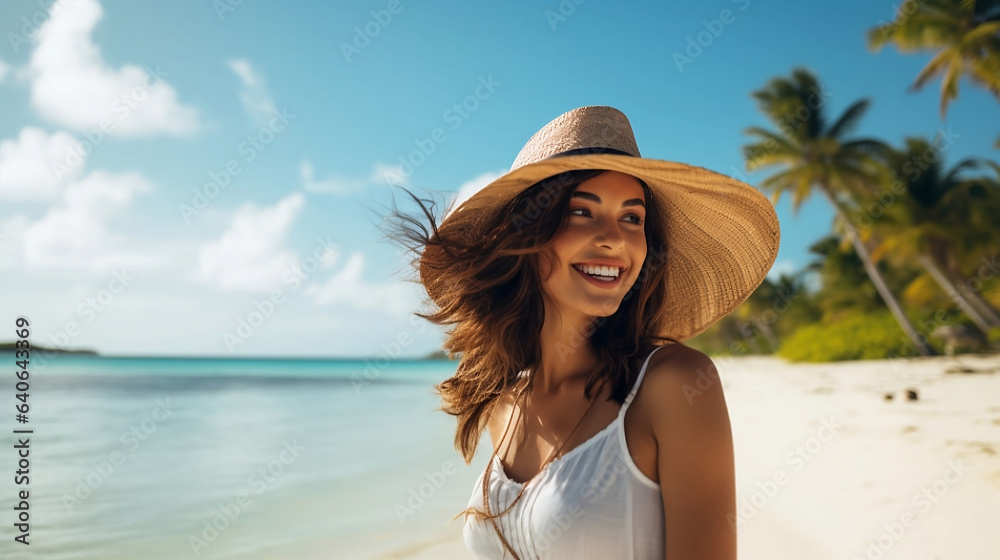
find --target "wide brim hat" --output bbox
[419,106,780,342]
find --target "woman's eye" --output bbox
[569,208,643,225]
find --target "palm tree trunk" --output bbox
[916,253,995,334]
[960,287,1000,327]
[817,182,935,356]
[943,253,1000,326]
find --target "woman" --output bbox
[383,106,780,559]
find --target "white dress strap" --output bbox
[620,344,672,413]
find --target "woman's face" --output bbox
[538,171,648,321]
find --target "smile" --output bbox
[572,264,623,288]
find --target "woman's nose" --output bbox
[593,217,625,248]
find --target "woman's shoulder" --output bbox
[638,342,722,411]
[634,343,731,473]
[645,342,715,380]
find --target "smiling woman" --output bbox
[380,106,781,559]
[541,171,648,313]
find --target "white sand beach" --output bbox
[378,352,1000,560]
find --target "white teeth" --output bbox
[574,264,621,278]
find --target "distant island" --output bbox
[425,350,454,360]
[0,342,99,355]
[0,342,454,360]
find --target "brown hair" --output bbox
[379,168,678,557]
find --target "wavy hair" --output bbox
[378,168,678,558]
[381,168,677,460]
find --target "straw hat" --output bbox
[419,106,780,342]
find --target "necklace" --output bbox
[482,373,606,559]
[489,373,606,491]
[503,377,603,483]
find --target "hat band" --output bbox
[548,146,636,159]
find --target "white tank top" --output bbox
[462,344,669,559]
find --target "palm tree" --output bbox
[863,135,1000,333]
[934,159,1000,320]
[743,68,936,356]
[868,0,1000,148]
[867,0,1000,119]
[805,235,900,322]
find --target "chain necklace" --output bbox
[483,372,607,559]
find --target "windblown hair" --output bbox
[380,168,679,465]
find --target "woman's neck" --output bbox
[533,305,599,396]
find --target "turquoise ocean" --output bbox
[1,355,487,559]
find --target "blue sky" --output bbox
[1,0,996,358]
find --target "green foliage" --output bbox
[865,0,1000,119]
[988,327,1000,345]
[776,311,943,362]
[710,26,1000,362]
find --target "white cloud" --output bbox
[225,58,277,126]
[444,171,505,220]
[300,160,416,196]
[20,170,158,270]
[371,163,409,187]
[304,252,419,316]
[0,58,9,82]
[0,214,31,268]
[300,160,365,195]
[28,0,200,136]
[193,192,305,291]
[0,127,83,201]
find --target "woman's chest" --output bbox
[465,436,665,559]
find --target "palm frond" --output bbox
[827,99,871,140]
[911,48,957,91]
[841,138,894,161]
[942,156,987,184]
